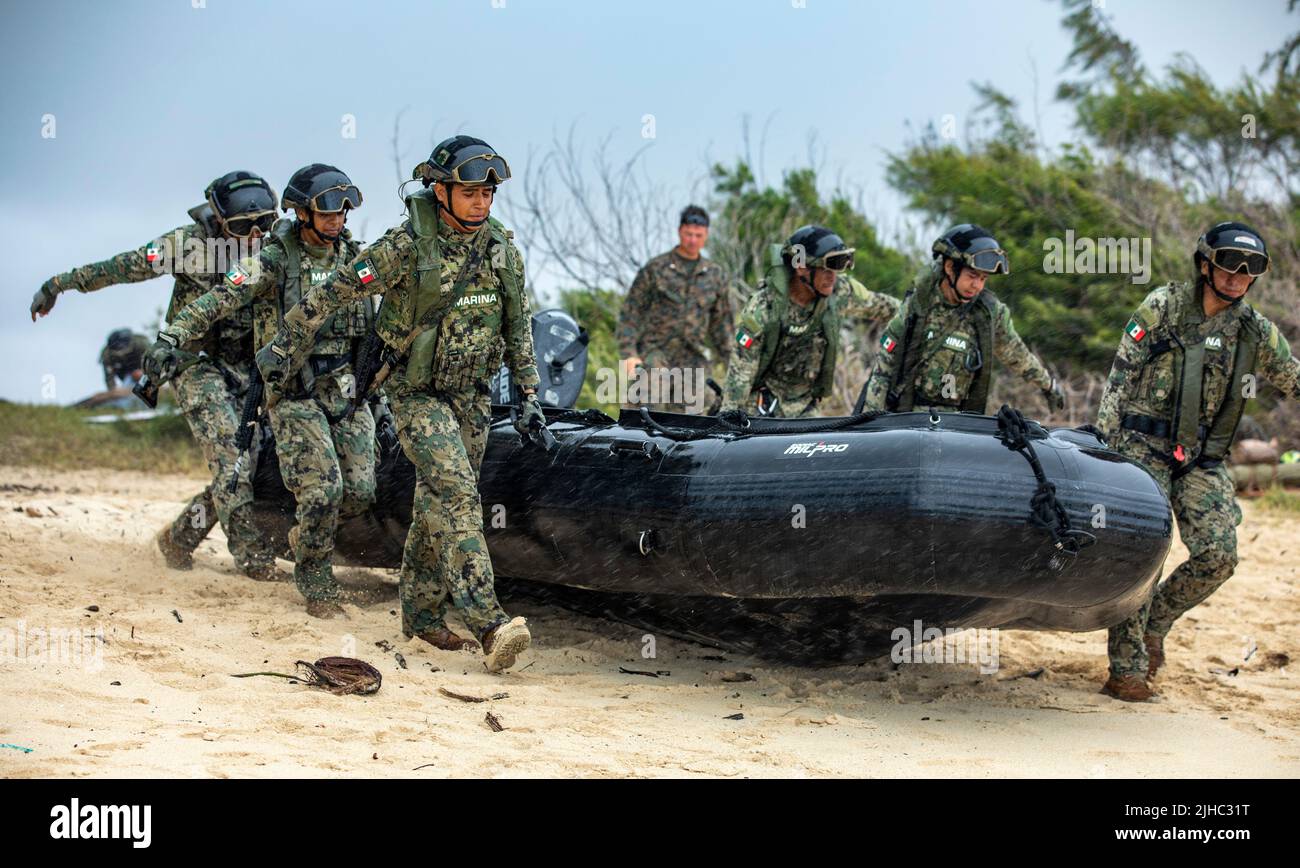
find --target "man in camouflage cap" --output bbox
[721,225,899,417]
[31,171,281,578]
[255,136,537,671]
[1095,221,1300,702]
[99,328,150,391]
[861,224,1064,415]
[146,164,376,620]
[617,205,733,413]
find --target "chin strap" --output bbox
[1205,267,1252,306]
[438,183,488,229]
[303,211,343,244]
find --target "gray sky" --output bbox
[1,0,1290,404]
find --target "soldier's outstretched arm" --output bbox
[860,303,910,412]
[501,242,540,389]
[1095,292,1167,442]
[616,265,653,362]
[31,228,185,320]
[1256,319,1300,402]
[992,307,1054,392]
[840,277,901,324]
[719,295,766,412]
[162,247,284,345]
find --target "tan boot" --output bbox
[1144,632,1166,679]
[245,562,292,583]
[1100,673,1156,702]
[156,527,194,571]
[409,625,479,652]
[305,599,347,620]
[482,617,531,673]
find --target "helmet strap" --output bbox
[437,182,488,229]
[1204,260,1252,306]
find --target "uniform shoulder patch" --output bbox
[354,257,379,285]
[1125,318,1148,342]
[224,264,250,287]
[880,333,898,353]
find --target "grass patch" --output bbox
[0,401,208,476]
[1258,485,1300,514]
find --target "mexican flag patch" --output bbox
[225,265,248,287]
[736,329,754,350]
[355,258,377,284]
[881,335,897,353]
[145,243,161,263]
[1125,319,1147,342]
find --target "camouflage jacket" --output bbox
[721,274,899,416]
[99,333,150,389]
[1096,280,1300,464]
[270,207,539,398]
[48,216,256,365]
[862,269,1053,413]
[617,249,733,373]
[166,223,366,405]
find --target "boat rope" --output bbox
[995,404,1096,557]
[636,407,888,441]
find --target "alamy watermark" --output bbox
[0,620,105,673]
[1043,230,1152,285]
[890,619,1000,674]
[596,365,709,413]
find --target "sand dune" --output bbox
[1,464,1297,778]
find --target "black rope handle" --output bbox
[996,404,1097,557]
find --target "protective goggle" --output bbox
[1208,246,1270,277]
[444,153,511,185]
[222,210,277,238]
[957,246,1010,274]
[811,249,856,272]
[307,184,363,213]
[681,214,709,227]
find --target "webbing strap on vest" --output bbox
[889,278,995,413]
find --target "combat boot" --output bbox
[1100,673,1156,702]
[406,624,479,652]
[1144,632,1166,678]
[306,599,347,619]
[481,616,531,673]
[244,561,292,582]
[156,526,194,571]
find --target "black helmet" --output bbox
[414,136,511,187]
[281,164,362,214]
[680,205,710,228]
[1196,221,1270,277]
[932,224,1009,275]
[781,225,855,272]
[204,171,277,238]
[107,328,133,350]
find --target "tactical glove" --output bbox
[143,332,183,383]
[514,391,546,436]
[30,278,63,321]
[1043,378,1066,412]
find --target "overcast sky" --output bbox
[1,0,1291,404]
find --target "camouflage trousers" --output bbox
[388,386,508,640]
[171,361,271,572]
[267,394,376,602]
[1108,433,1242,677]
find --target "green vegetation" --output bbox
[0,401,207,475]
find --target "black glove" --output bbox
[1043,378,1066,412]
[514,391,546,435]
[371,399,399,454]
[30,278,62,321]
[143,332,183,383]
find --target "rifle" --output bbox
[133,349,204,408]
[227,365,265,493]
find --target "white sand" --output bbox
[1,464,1297,778]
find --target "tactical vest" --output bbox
[374,190,526,392]
[1134,282,1262,464]
[753,244,840,401]
[165,205,255,365]
[888,276,996,413]
[258,220,373,394]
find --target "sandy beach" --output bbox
[1,463,1297,778]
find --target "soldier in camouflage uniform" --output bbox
[31,171,281,578]
[256,136,537,671]
[99,328,150,390]
[617,205,733,412]
[863,225,1064,415]
[147,165,377,619]
[1095,222,1300,701]
[722,226,899,417]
